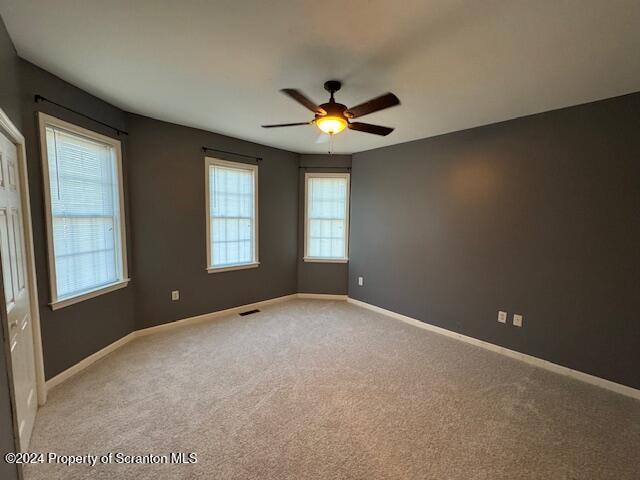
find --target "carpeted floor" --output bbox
[26,299,640,479]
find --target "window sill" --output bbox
[50,279,130,311]
[207,262,260,274]
[303,257,349,264]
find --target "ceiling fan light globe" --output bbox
[316,116,347,135]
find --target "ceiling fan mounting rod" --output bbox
[262,81,398,137]
[324,80,341,102]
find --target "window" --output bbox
[304,172,350,262]
[38,113,129,309]
[205,157,259,272]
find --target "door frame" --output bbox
[0,107,47,409]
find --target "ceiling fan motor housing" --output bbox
[316,101,348,121]
[262,80,398,136]
[321,80,349,122]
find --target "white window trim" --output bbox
[37,112,130,310]
[303,172,350,263]
[205,157,259,273]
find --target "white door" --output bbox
[0,129,37,450]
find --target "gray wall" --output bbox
[349,93,640,390]
[297,154,351,295]
[0,16,21,480]
[126,114,299,329]
[2,11,638,414]
[0,16,20,129]
[10,57,302,377]
[19,60,137,379]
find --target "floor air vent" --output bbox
[239,309,260,316]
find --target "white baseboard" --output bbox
[45,293,638,402]
[45,332,137,392]
[45,294,299,393]
[347,298,640,401]
[297,293,348,300]
[136,294,299,338]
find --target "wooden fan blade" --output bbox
[280,89,326,115]
[348,122,394,136]
[345,93,400,118]
[262,122,312,128]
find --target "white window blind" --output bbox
[41,114,128,307]
[207,158,258,271]
[305,173,350,261]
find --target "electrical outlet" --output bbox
[358,276,364,286]
[513,314,523,327]
[171,290,180,301]
[498,311,507,323]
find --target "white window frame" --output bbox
[304,172,350,263]
[205,157,259,273]
[38,112,129,310]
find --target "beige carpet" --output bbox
[26,299,640,479]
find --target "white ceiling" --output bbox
[2,0,640,154]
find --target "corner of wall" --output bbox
[296,154,352,295]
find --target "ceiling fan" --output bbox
[262,80,399,136]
